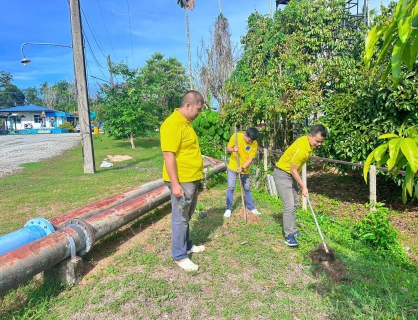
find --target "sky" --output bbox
[0,0,392,101]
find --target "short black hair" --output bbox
[246,127,259,141]
[309,124,328,138]
[180,90,204,107]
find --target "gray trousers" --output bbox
[165,181,200,261]
[273,168,299,237]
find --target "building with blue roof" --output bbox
[0,105,75,133]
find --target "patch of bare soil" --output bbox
[105,155,133,162]
[310,244,345,282]
[234,208,261,223]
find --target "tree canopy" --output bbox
[97,53,188,148]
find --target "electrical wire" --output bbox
[95,0,119,61]
[80,1,107,59]
[126,0,135,67]
[107,0,128,66]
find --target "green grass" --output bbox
[1,133,418,319]
[0,133,163,235]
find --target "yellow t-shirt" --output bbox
[160,109,203,182]
[276,136,313,174]
[227,132,258,174]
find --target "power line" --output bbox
[107,0,128,65]
[95,0,119,61]
[80,1,107,59]
[126,0,135,67]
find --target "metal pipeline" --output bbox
[0,159,227,295]
[0,227,84,294]
[0,156,224,255]
[50,179,165,228]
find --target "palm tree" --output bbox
[176,0,195,88]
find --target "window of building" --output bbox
[34,115,42,123]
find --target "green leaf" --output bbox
[402,184,407,203]
[378,133,399,139]
[405,164,414,196]
[375,23,397,66]
[374,144,388,162]
[365,24,385,68]
[391,38,404,84]
[411,32,418,64]
[387,138,402,170]
[363,149,376,182]
[415,181,418,199]
[398,16,413,43]
[400,138,418,172]
[378,154,390,167]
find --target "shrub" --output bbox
[59,122,75,132]
[352,203,406,260]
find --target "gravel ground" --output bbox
[0,133,81,178]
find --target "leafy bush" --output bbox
[59,122,75,132]
[352,203,405,259]
[193,109,231,159]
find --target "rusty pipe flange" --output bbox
[63,218,95,256]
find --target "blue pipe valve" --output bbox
[0,217,55,256]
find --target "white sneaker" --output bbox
[187,245,205,254]
[224,209,231,218]
[251,209,261,215]
[176,258,198,272]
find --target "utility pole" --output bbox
[69,0,96,173]
[107,55,114,87]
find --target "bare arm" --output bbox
[290,164,308,196]
[226,145,238,153]
[163,151,183,197]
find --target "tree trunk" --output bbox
[130,131,136,149]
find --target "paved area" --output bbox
[0,133,81,178]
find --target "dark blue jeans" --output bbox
[226,168,255,211]
[165,181,200,261]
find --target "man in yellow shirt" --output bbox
[273,124,328,247]
[224,127,260,218]
[160,90,205,272]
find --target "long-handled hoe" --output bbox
[235,126,247,222]
[306,196,335,261]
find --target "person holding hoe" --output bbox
[273,124,328,247]
[224,127,261,218]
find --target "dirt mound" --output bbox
[310,244,345,282]
[105,155,133,162]
[234,208,261,223]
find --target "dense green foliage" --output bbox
[192,109,231,158]
[58,121,76,132]
[360,0,418,202]
[363,125,418,202]
[0,72,25,107]
[318,64,418,165]
[97,53,188,148]
[365,0,418,85]
[222,0,362,150]
[353,203,403,256]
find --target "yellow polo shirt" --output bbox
[160,109,203,182]
[276,136,313,174]
[227,132,258,174]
